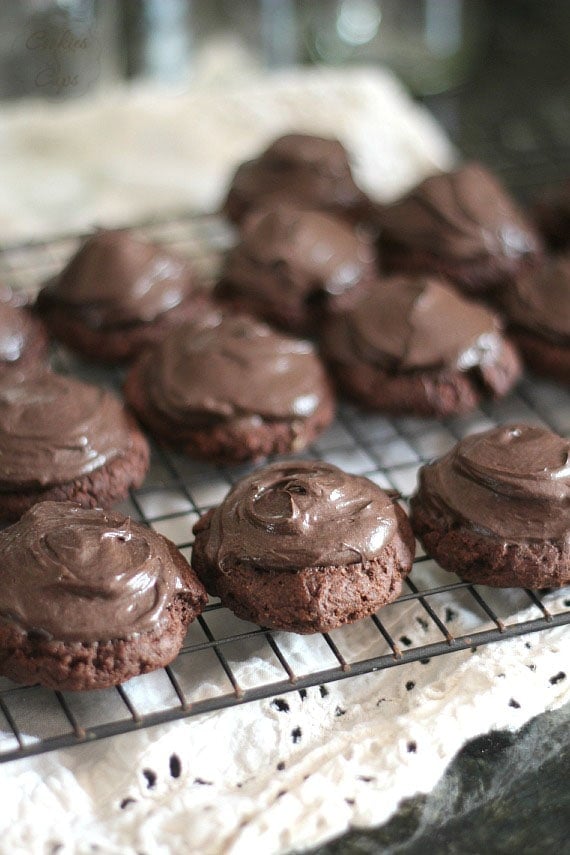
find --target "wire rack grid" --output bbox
[0,214,568,765]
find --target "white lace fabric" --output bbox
[1,585,568,855]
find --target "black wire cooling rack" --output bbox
[0,214,568,765]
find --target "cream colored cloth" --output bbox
[0,66,454,243]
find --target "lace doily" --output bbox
[1,579,568,854]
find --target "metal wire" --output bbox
[0,213,568,765]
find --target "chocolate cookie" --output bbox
[124,310,335,464]
[222,133,370,225]
[377,163,543,296]
[0,502,207,690]
[499,254,570,384]
[216,204,377,335]
[533,179,570,250]
[320,274,521,417]
[410,424,570,588]
[36,229,214,363]
[0,369,149,520]
[192,460,415,633]
[0,285,48,370]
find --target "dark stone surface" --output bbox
[309,701,570,855]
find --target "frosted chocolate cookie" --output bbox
[124,310,335,464]
[320,275,521,417]
[377,163,543,296]
[192,460,415,633]
[36,229,213,363]
[410,424,570,588]
[499,254,570,384]
[216,204,376,335]
[0,502,207,690]
[222,133,370,225]
[0,369,149,520]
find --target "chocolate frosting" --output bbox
[323,275,505,374]
[379,163,541,263]
[0,502,192,642]
[198,460,399,570]
[0,370,132,489]
[142,310,330,429]
[535,180,570,221]
[414,424,570,542]
[502,255,570,344]
[224,133,367,220]
[220,204,376,312]
[38,230,196,329]
[0,290,39,363]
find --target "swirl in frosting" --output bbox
[38,229,196,329]
[322,275,505,374]
[379,163,541,263]
[0,502,195,641]
[140,311,331,429]
[198,460,399,570]
[413,424,570,542]
[0,370,132,489]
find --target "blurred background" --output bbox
[0,1,568,180]
[0,1,568,96]
[0,0,568,243]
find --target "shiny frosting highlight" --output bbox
[415,424,570,542]
[0,299,37,363]
[39,229,196,328]
[142,311,330,427]
[0,502,191,642]
[323,275,504,373]
[0,370,132,489]
[200,459,398,570]
[380,163,541,262]
[502,254,570,343]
